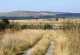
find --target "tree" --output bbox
[0,19,9,30]
[2,19,9,24]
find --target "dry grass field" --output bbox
[0,19,80,55]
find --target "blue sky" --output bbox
[0,0,80,12]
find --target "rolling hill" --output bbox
[0,11,80,19]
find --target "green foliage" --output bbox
[21,24,53,30]
[0,19,53,30]
[9,23,21,30]
[2,19,9,24]
[0,19,9,30]
[43,24,53,29]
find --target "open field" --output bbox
[9,19,80,24]
[0,29,79,55]
[0,19,80,55]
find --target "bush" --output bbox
[0,19,9,30]
[0,20,53,30]
[62,21,80,30]
[9,23,21,30]
[21,25,28,29]
[2,19,9,24]
[43,24,53,29]
[21,24,53,30]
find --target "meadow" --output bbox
[0,19,80,55]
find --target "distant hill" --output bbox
[0,11,80,19]
[56,13,80,18]
[0,11,65,17]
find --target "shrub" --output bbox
[43,24,53,29]
[0,19,9,30]
[62,21,80,30]
[9,23,21,30]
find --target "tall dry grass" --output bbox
[63,30,80,55]
[30,32,51,55]
[0,19,80,55]
[0,30,44,55]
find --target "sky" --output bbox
[0,0,80,12]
